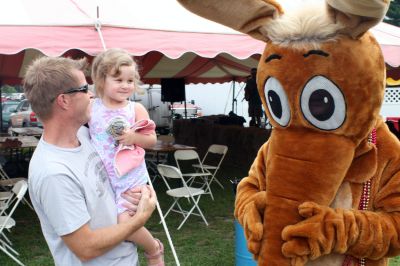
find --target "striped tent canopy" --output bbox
[0,0,399,86]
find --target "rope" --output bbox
[147,176,181,266]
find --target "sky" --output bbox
[186,82,252,125]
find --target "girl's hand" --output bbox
[115,129,136,146]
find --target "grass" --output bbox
[1,166,400,266]
[0,167,237,266]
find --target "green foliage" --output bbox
[2,167,400,266]
[0,85,17,93]
[385,0,400,26]
[391,256,400,266]
[0,169,237,266]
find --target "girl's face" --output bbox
[103,65,135,104]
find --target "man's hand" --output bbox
[121,186,143,215]
[134,185,156,224]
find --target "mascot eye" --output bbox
[300,76,346,130]
[264,77,290,127]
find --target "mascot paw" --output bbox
[298,201,324,218]
[242,201,264,255]
[282,238,310,264]
[282,202,338,260]
[291,256,308,266]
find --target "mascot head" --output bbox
[178,0,389,144]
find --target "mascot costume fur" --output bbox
[178,0,400,265]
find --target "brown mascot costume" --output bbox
[177,0,400,265]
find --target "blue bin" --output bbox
[235,220,257,266]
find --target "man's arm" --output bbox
[61,186,156,261]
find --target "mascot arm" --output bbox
[282,170,400,263]
[234,142,269,257]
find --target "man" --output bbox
[244,68,262,127]
[24,57,156,265]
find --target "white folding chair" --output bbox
[193,144,228,189]
[0,164,32,211]
[0,180,28,266]
[157,164,208,230]
[174,150,214,200]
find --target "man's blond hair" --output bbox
[91,48,142,98]
[23,56,88,121]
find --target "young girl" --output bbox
[89,48,163,266]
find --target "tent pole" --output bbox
[95,6,107,50]
[184,81,187,119]
[147,175,181,266]
[0,81,2,133]
[232,79,236,113]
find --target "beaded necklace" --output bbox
[342,128,377,266]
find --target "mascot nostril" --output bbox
[178,0,399,266]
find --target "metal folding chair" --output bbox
[174,150,214,200]
[0,180,28,266]
[192,144,228,189]
[0,164,32,210]
[157,164,208,230]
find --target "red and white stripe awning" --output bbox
[0,0,399,85]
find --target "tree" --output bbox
[0,85,17,93]
[384,0,400,27]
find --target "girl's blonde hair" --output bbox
[91,48,142,97]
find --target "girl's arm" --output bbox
[116,102,157,148]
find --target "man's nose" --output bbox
[88,90,95,98]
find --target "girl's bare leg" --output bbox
[119,212,163,265]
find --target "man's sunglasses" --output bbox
[63,84,89,95]
[51,84,89,102]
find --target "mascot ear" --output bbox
[326,0,390,39]
[177,0,284,42]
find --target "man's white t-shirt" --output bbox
[28,127,138,266]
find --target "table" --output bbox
[0,136,38,149]
[146,140,196,164]
[10,127,43,137]
[0,136,39,173]
[145,141,196,178]
[146,141,196,153]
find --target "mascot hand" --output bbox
[282,202,343,263]
[241,191,266,256]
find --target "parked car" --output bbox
[9,99,42,128]
[1,100,20,131]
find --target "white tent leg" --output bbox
[147,176,180,266]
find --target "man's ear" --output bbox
[177,0,283,41]
[54,94,70,110]
[326,0,390,39]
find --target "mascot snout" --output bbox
[259,129,356,265]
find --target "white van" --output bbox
[131,85,171,132]
[131,85,203,133]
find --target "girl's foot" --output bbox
[145,238,164,266]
